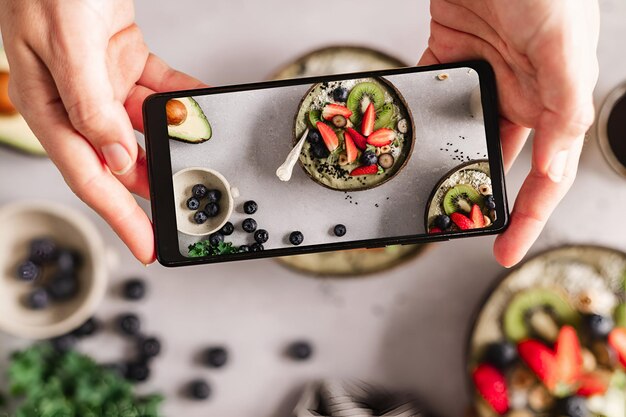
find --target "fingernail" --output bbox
[548,150,568,183]
[102,143,132,175]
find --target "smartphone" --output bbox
[143,60,508,267]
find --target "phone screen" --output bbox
[146,62,506,264]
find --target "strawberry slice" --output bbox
[429,227,443,234]
[518,339,558,391]
[470,204,486,228]
[366,128,395,147]
[322,103,352,121]
[344,131,358,163]
[608,327,626,367]
[346,127,368,150]
[350,165,378,176]
[577,372,610,397]
[555,326,582,387]
[361,103,376,136]
[450,212,475,230]
[472,364,509,415]
[316,122,339,152]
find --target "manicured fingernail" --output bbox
[102,143,132,175]
[548,150,568,183]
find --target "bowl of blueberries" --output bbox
[0,200,107,339]
[173,167,239,236]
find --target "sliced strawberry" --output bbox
[608,327,626,367]
[344,131,358,163]
[577,372,610,397]
[450,212,475,230]
[472,364,509,415]
[350,165,378,176]
[429,227,443,234]
[470,204,486,228]
[316,122,339,152]
[361,103,376,136]
[518,339,558,391]
[322,103,352,121]
[346,127,368,150]
[555,326,582,387]
[367,128,395,147]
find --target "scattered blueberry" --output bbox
[484,342,518,370]
[206,189,222,203]
[187,197,200,210]
[29,238,58,263]
[117,313,141,336]
[138,336,162,359]
[434,214,452,230]
[46,272,79,301]
[203,346,228,368]
[57,249,82,273]
[220,222,234,236]
[123,278,146,301]
[557,396,589,417]
[242,218,257,233]
[484,195,496,210]
[287,341,313,361]
[238,245,250,253]
[333,224,347,237]
[289,231,304,246]
[310,142,330,159]
[125,361,151,383]
[194,211,208,224]
[360,151,377,166]
[51,333,78,352]
[189,379,211,400]
[17,260,40,282]
[586,314,614,339]
[73,317,100,338]
[254,229,269,244]
[205,203,220,218]
[26,288,49,310]
[250,243,264,252]
[243,200,258,214]
[332,87,349,102]
[192,184,208,199]
[208,232,224,246]
[307,129,322,145]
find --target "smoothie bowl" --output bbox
[467,246,626,417]
[294,77,415,191]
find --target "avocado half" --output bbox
[167,97,212,144]
[0,48,46,156]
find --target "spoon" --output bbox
[276,128,309,182]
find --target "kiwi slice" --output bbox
[308,110,322,128]
[503,288,579,342]
[443,184,483,215]
[347,82,385,122]
[374,103,395,130]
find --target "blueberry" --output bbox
[117,313,141,336]
[360,151,377,166]
[250,243,264,252]
[434,214,452,230]
[220,222,234,236]
[333,224,347,237]
[194,211,208,224]
[310,142,330,159]
[73,317,100,338]
[289,231,304,246]
[51,334,78,352]
[484,342,517,370]
[192,184,208,199]
[29,237,58,264]
[557,396,589,417]
[484,195,496,210]
[254,229,269,244]
[125,361,150,383]
[187,197,200,210]
[203,346,228,368]
[206,189,222,203]
[123,278,146,301]
[26,288,49,310]
[46,272,79,301]
[238,245,250,253]
[586,314,614,339]
[287,341,313,361]
[188,379,211,400]
[204,202,220,217]
[307,130,322,145]
[57,249,82,273]
[208,232,224,246]
[138,336,162,359]
[17,260,40,282]
[332,87,349,103]
[243,200,258,214]
[242,218,257,233]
